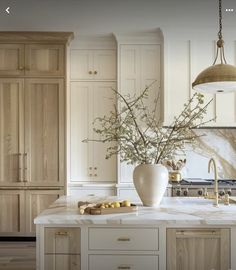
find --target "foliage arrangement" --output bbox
[83,83,213,165]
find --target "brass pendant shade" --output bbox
[192,64,236,94]
[192,0,236,93]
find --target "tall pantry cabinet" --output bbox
[0,32,73,235]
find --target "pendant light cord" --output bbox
[218,0,222,40]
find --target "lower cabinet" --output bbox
[167,228,230,270]
[44,227,81,270]
[0,189,63,235]
[89,255,158,270]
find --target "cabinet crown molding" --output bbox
[0,31,74,44]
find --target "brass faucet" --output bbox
[208,158,219,207]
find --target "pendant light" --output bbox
[192,0,236,94]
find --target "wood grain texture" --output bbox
[0,241,35,270]
[167,228,230,270]
[44,254,80,270]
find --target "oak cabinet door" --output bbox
[25,190,64,233]
[0,190,25,233]
[0,44,25,76]
[25,44,64,76]
[44,255,80,270]
[167,228,230,270]
[24,79,65,186]
[0,79,24,186]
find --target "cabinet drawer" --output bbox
[44,227,80,254]
[68,187,115,197]
[89,255,158,270]
[45,254,80,270]
[89,227,159,251]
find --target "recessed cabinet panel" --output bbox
[25,190,64,233]
[89,255,159,270]
[0,190,25,233]
[24,79,64,186]
[0,79,24,186]
[44,255,80,270]
[25,44,64,76]
[0,44,25,76]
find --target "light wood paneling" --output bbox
[167,228,230,270]
[25,44,64,76]
[0,190,25,233]
[0,44,24,76]
[24,79,65,187]
[44,255,80,270]
[0,79,24,186]
[25,190,64,233]
[44,227,80,254]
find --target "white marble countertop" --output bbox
[34,196,236,226]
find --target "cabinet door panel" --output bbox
[70,82,92,182]
[167,228,230,270]
[93,50,116,80]
[25,44,64,76]
[93,82,117,182]
[25,79,65,186]
[70,50,93,80]
[25,190,64,233]
[0,190,25,233]
[0,79,24,186]
[0,44,24,76]
[45,255,80,270]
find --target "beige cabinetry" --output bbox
[70,49,116,80]
[70,81,117,183]
[0,32,73,235]
[167,228,230,270]
[88,227,159,270]
[44,227,81,270]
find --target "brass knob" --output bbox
[89,167,92,170]
[89,71,93,74]
[94,167,97,170]
[89,174,92,177]
[94,174,97,177]
[94,71,98,75]
[19,66,24,70]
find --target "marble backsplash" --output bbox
[183,129,236,179]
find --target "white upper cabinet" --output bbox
[70,49,116,81]
[163,34,236,127]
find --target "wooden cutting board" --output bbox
[89,205,138,215]
[229,196,236,204]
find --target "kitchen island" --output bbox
[35,196,236,270]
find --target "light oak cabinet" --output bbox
[70,49,116,80]
[0,43,64,77]
[70,81,117,182]
[44,227,81,270]
[0,32,73,235]
[167,228,230,270]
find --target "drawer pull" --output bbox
[118,266,131,269]
[117,237,130,242]
[55,231,68,236]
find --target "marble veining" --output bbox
[34,196,236,226]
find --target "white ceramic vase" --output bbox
[133,164,169,207]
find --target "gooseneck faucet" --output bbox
[208,158,219,207]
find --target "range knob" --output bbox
[226,189,232,196]
[183,189,189,196]
[219,190,225,196]
[198,189,203,196]
[176,189,182,196]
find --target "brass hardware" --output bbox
[94,167,97,170]
[94,174,97,177]
[169,171,182,182]
[89,167,92,170]
[89,71,93,74]
[208,158,219,207]
[18,153,23,182]
[117,266,131,270]
[19,66,24,70]
[176,229,220,237]
[89,174,92,177]
[117,237,130,241]
[55,231,68,236]
[23,153,28,182]
[94,71,98,75]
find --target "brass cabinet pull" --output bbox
[117,237,130,241]
[89,71,93,74]
[18,153,23,182]
[94,167,97,170]
[117,266,131,269]
[55,231,69,236]
[89,167,92,170]
[94,71,98,75]
[19,66,24,70]
[176,230,220,237]
[94,174,97,177]
[89,174,93,177]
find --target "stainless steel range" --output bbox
[171,178,236,197]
